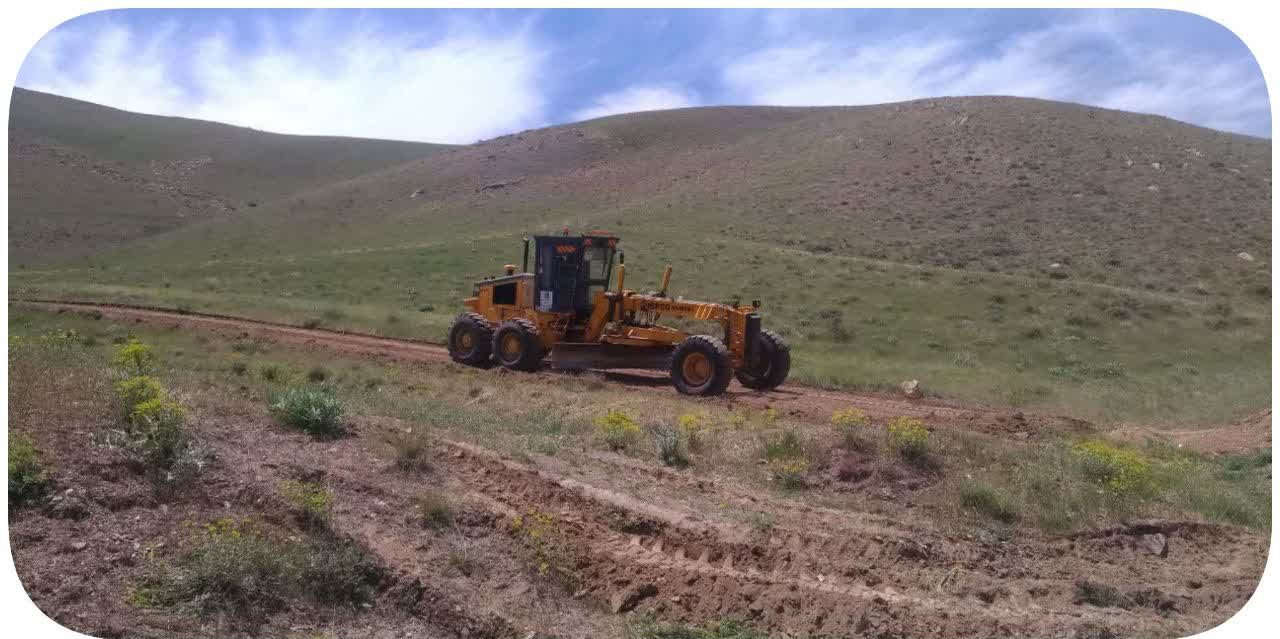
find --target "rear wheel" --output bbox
[447,313,494,366]
[735,329,791,390]
[492,318,545,371]
[671,335,733,396]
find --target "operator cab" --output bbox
[532,231,618,323]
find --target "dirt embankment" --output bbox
[14,392,1266,638]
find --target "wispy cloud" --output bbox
[16,9,1269,140]
[570,85,699,121]
[720,12,1270,136]
[19,13,549,143]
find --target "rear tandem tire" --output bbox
[447,313,494,367]
[734,329,791,390]
[492,318,545,371]
[671,335,733,396]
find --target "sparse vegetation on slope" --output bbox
[9,91,1269,425]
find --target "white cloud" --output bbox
[18,16,548,144]
[721,17,1270,137]
[571,85,699,121]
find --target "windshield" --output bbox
[584,246,612,282]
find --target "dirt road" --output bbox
[13,299,1093,439]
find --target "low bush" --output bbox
[306,366,330,382]
[1075,579,1127,608]
[767,458,809,489]
[959,481,1019,523]
[8,433,52,507]
[677,412,708,452]
[1073,440,1152,495]
[595,410,641,451]
[259,363,285,383]
[128,398,190,469]
[115,375,166,420]
[384,427,432,473]
[652,423,689,468]
[416,490,453,529]
[886,417,930,462]
[831,408,870,448]
[280,480,333,529]
[761,429,806,462]
[116,339,155,376]
[624,614,772,639]
[269,386,345,437]
[134,517,380,620]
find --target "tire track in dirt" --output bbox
[435,440,1264,638]
[12,299,1090,438]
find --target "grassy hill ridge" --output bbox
[8,88,448,264]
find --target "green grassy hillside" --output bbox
[8,90,1271,424]
[9,88,447,264]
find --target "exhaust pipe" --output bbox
[521,236,530,273]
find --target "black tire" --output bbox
[492,318,545,371]
[735,329,791,390]
[671,335,733,396]
[447,313,494,367]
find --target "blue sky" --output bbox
[16,8,1271,143]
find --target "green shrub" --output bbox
[259,363,285,382]
[133,518,290,618]
[1073,440,1152,494]
[760,429,811,489]
[269,386,345,437]
[129,398,189,468]
[416,491,453,529]
[624,614,772,639]
[115,375,166,419]
[887,416,930,462]
[384,427,432,472]
[291,539,381,605]
[229,360,249,376]
[959,481,1019,523]
[134,517,380,619]
[677,412,708,453]
[761,429,806,461]
[831,408,870,448]
[8,433,52,506]
[1075,579,1127,608]
[595,410,641,451]
[652,423,689,468]
[115,339,155,375]
[306,366,330,382]
[280,480,333,529]
[767,458,809,489]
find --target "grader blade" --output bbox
[550,343,673,371]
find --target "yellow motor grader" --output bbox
[447,230,789,395]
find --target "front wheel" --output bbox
[735,329,791,390]
[671,335,733,396]
[447,313,494,366]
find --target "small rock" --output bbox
[610,584,658,613]
[1151,162,1162,170]
[900,379,923,399]
[1146,184,1159,192]
[1237,251,1255,262]
[1139,533,1169,558]
[1049,262,1062,269]
[69,541,88,552]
